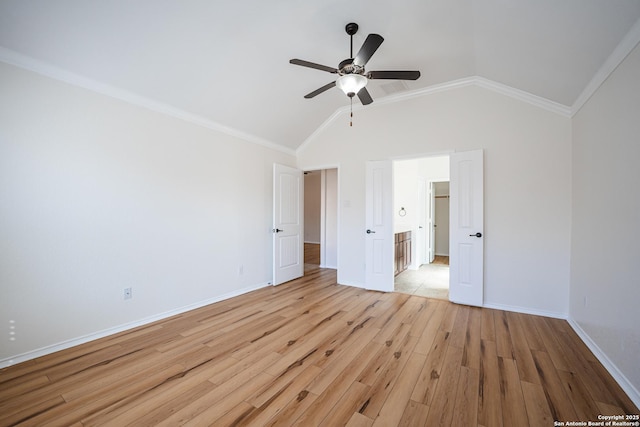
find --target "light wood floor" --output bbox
[432,255,449,265]
[304,243,320,265]
[1,267,637,426]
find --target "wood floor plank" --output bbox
[478,339,503,427]
[494,310,515,359]
[531,349,579,421]
[449,304,471,349]
[462,306,482,370]
[398,400,430,427]
[516,312,546,351]
[530,314,573,371]
[305,325,380,394]
[100,380,217,427]
[439,303,459,332]
[180,372,275,427]
[506,311,541,384]
[552,327,624,407]
[359,325,420,420]
[521,381,555,426]
[0,395,66,427]
[345,412,375,427]
[481,308,496,342]
[227,365,322,426]
[319,381,371,427]
[410,329,451,406]
[371,352,426,427]
[0,266,636,426]
[413,299,447,355]
[357,323,411,387]
[557,369,601,421]
[263,388,318,427]
[451,365,480,427]
[498,356,530,427]
[586,358,639,413]
[423,343,464,427]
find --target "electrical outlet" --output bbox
[239,265,244,276]
[124,287,132,300]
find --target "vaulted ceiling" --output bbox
[1,0,640,152]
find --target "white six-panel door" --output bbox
[273,164,303,286]
[365,160,394,292]
[449,150,484,306]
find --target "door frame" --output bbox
[384,150,483,303]
[303,167,340,270]
[302,164,341,275]
[429,179,450,263]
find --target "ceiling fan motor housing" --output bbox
[338,58,365,75]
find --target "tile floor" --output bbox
[394,262,450,300]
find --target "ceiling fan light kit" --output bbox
[290,22,421,126]
[336,73,367,97]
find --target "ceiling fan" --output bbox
[290,22,421,107]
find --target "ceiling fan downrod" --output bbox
[345,22,358,59]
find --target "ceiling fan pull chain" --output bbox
[350,97,353,127]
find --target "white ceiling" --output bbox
[1,0,640,152]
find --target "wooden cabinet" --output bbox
[394,231,412,276]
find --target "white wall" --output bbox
[297,84,572,317]
[0,62,295,364]
[304,171,321,243]
[393,159,419,232]
[570,43,640,401]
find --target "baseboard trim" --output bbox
[482,302,567,319]
[0,281,270,369]
[567,318,640,409]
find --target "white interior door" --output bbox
[449,150,484,306]
[365,160,393,292]
[273,163,303,285]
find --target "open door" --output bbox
[449,150,484,306]
[273,164,303,285]
[365,160,394,292]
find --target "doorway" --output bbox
[392,156,450,300]
[303,169,338,272]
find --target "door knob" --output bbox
[273,228,283,233]
[366,229,376,234]
[469,232,482,238]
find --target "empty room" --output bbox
[1,1,639,425]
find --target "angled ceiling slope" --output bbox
[1,0,639,152]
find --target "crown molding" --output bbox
[571,17,640,116]
[473,77,571,117]
[296,76,571,154]
[0,47,296,157]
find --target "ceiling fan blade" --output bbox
[357,87,373,105]
[353,34,384,67]
[304,81,337,99]
[367,70,421,80]
[290,59,338,74]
